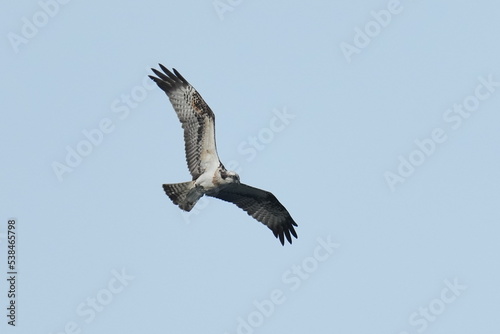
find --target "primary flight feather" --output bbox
[149,64,298,245]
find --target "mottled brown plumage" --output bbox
[149,64,298,245]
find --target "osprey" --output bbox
[149,64,298,245]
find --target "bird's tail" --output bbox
[162,181,204,212]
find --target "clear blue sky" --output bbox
[1,1,499,333]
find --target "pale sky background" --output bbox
[1,1,499,333]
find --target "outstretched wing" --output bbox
[208,183,298,245]
[149,64,219,179]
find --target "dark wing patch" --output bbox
[207,183,298,245]
[149,64,218,179]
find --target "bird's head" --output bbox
[222,170,240,184]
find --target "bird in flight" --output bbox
[149,64,298,245]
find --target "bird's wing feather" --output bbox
[208,183,298,245]
[149,64,219,179]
